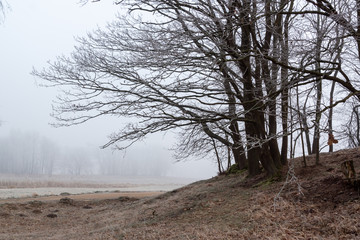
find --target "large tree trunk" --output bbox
[242,86,261,176]
[244,105,279,176]
[246,112,279,176]
[229,122,247,170]
[238,0,261,176]
[239,0,280,176]
[260,144,279,177]
[244,119,261,176]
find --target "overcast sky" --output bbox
[0,0,217,179]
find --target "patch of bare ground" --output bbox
[1,148,360,239]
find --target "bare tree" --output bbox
[33,0,360,177]
[34,1,291,176]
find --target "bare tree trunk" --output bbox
[260,0,282,169]
[312,8,323,164]
[227,140,232,171]
[260,142,279,176]
[356,107,360,145]
[236,0,280,176]
[244,119,261,176]
[289,92,294,159]
[229,123,247,170]
[221,66,247,169]
[239,0,261,176]
[297,85,307,167]
[328,25,343,152]
[300,111,312,155]
[212,138,224,174]
[313,79,322,165]
[280,0,293,165]
[328,81,336,152]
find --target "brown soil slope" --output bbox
[0,148,359,239]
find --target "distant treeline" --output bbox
[0,130,169,176]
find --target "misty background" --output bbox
[0,0,217,179]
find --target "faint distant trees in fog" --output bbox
[0,130,57,175]
[62,147,92,175]
[0,1,4,19]
[0,0,9,23]
[97,143,170,176]
[0,130,170,176]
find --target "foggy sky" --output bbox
[0,0,217,179]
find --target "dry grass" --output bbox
[0,148,360,239]
[0,175,134,188]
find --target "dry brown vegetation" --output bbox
[0,175,151,189]
[0,148,360,239]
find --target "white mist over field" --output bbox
[0,174,197,199]
[0,0,217,182]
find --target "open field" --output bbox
[0,148,359,239]
[0,175,195,199]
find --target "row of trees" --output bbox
[0,0,8,23]
[0,130,170,176]
[33,0,360,176]
[0,131,58,175]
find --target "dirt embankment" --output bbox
[0,148,359,239]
